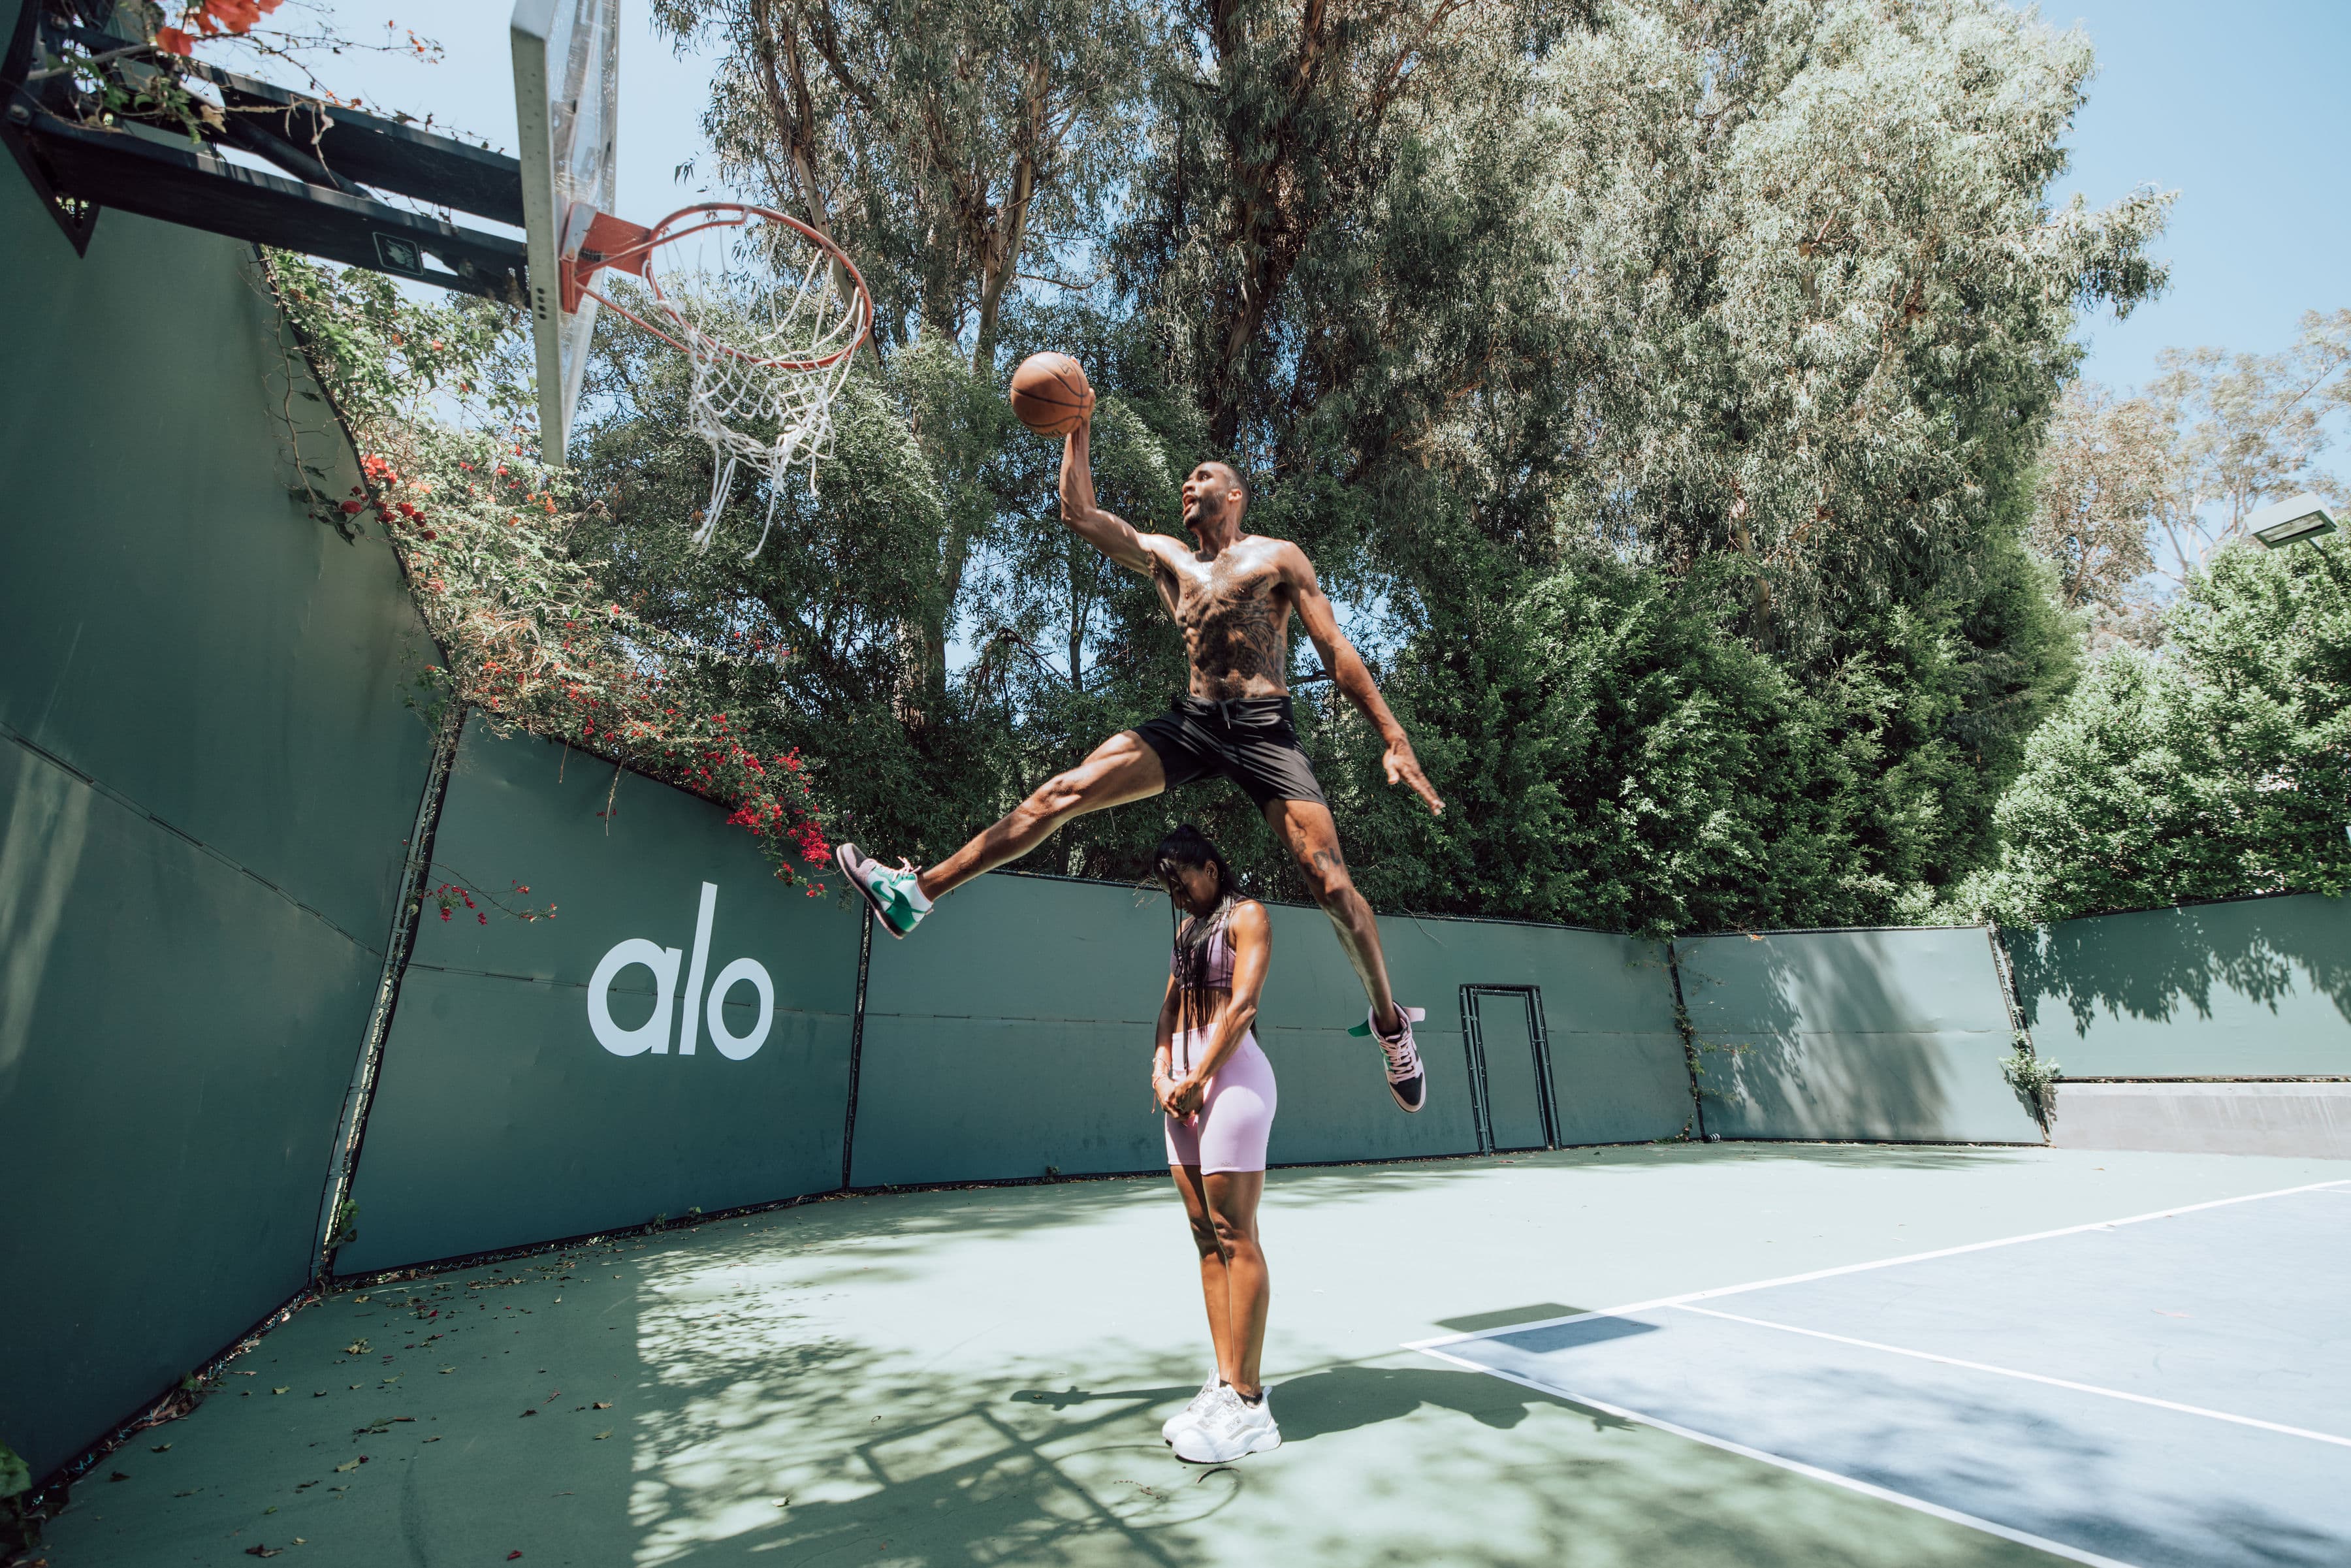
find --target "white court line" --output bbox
[1405,1177,2351,1352]
[1413,1342,2147,1568]
[1676,1304,2351,1449]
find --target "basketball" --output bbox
[1008,352,1095,435]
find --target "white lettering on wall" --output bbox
[588,882,774,1061]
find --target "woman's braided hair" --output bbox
[1155,824,1239,1040]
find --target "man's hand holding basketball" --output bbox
[1383,737,1445,816]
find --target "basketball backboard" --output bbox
[512,0,620,467]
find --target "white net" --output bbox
[630,208,872,557]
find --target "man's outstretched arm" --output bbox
[1281,545,1445,816]
[1059,419,1165,574]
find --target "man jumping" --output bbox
[835,411,1447,1111]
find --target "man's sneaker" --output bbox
[1172,1386,1280,1464]
[835,843,930,938]
[1162,1374,1221,1444]
[1350,1005,1428,1113]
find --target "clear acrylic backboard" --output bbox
[511,0,618,467]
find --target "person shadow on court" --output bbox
[1268,1362,1612,1441]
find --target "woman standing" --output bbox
[1151,825,1282,1464]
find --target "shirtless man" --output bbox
[835,413,1447,1111]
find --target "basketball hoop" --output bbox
[561,201,874,556]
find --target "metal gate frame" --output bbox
[1458,985,1560,1154]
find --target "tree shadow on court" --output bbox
[1760,1362,2351,1568]
[2004,892,2351,1046]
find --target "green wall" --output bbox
[849,873,1172,1184]
[848,883,1689,1187]
[1676,927,2042,1143]
[2005,894,2351,1077]
[336,719,861,1273]
[0,189,437,1477]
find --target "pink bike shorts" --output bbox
[1164,1028,1278,1174]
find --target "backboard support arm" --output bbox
[1,8,530,299]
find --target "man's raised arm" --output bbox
[1281,544,1445,816]
[1059,421,1161,573]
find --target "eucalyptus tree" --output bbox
[1540,0,2171,656]
[2027,381,2168,644]
[1126,0,1579,464]
[2145,308,2350,584]
[655,0,1160,709]
[658,0,1156,368]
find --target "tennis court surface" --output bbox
[41,1144,2351,1567]
[1418,1179,2351,1568]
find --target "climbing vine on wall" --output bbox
[259,251,835,889]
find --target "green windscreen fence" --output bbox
[850,872,1172,1185]
[2004,893,2351,1077]
[334,719,861,1275]
[850,888,1691,1186]
[1676,927,2041,1143]
[0,192,438,1477]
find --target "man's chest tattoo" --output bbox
[1154,545,1293,691]
[1191,590,1286,679]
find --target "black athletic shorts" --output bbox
[1131,694,1328,810]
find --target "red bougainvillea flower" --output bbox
[199,0,285,35]
[340,500,364,515]
[155,25,195,54]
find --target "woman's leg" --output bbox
[1202,1170,1269,1397]
[1171,1164,1234,1379]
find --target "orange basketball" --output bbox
[1008,352,1095,435]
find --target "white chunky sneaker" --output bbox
[1350,1005,1428,1113]
[1173,1386,1280,1464]
[1162,1374,1222,1444]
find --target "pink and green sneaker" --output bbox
[1349,1005,1428,1113]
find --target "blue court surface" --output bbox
[1414,1179,2351,1568]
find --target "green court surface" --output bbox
[41,1144,2351,1567]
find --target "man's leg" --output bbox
[1262,796,1427,1112]
[838,731,1167,937]
[1260,798,1400,1032]
[919,730,1166,900]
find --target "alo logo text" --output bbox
[587,882,773,1060]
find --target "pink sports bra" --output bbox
[1170,915,1237,990]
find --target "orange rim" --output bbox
[571,202,874,372]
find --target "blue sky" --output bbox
[321,0,2347,392]
[2049,0,2349,391]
